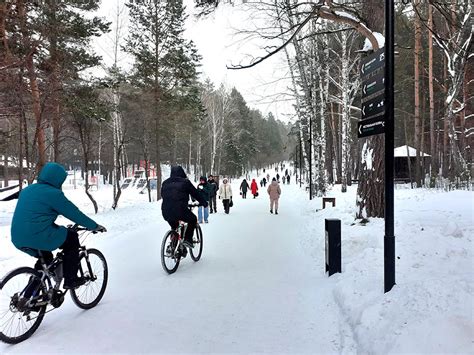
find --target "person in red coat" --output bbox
[250,178,258,198]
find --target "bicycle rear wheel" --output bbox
[190,225,203,262]
[161,231,180,274]
[0,267,47,344]
[70,249,108,310]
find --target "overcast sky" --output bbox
[93,0,295,123]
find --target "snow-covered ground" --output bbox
[0,174,472,353]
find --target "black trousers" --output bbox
[223,199,230,214]
[209,195,217,212]
[166,209,197,243]
[242,191,247,198]
[35,229,80,283]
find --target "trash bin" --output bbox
[325,219,341,276]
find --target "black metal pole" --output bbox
[309,117,313,200]
[299,137,302,188]
[384,0,395,293]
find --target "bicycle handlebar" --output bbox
[68,224,107,234]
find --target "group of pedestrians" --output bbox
[240,179,259,199]
[195,175,235,221]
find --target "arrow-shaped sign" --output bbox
[361,47,385,77]
[361,92,385,120]
[362,71,385,99]
[358,115,386,138]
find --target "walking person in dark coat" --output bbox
[162,166,207,248]
[11,162,106,289]
[276,173,280,182]
[197,176,212,223]
[262,177,267,187]
[240,179,249,198]
[208,175,218,213]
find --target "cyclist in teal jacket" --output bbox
[11,162,106,289]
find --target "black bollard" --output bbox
[325,219,341,276]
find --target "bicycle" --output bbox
[161,204,203,274]
[0,225,107,344]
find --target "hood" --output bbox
[199,176,207,183]
[38,162,68,189]
[170,166,186,178]
[272,180,279,186]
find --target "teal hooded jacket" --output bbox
[11,162,98,255]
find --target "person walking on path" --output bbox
[219,178,233,214]
[266,173,270,182]
[267,177,281,214]
[197,176,212,223]
[262,177,267,187]
[250,178,258,198]
[240,179,249,199]
[286,175,290,184]
[276,173,280,182]
[208,175,218,213]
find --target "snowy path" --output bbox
[1,182,352,353]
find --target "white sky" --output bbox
[92,0,295,123]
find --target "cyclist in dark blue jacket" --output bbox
[161,166,207,249]
[11,162,106,289]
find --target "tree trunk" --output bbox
[356,0,385,219]
[414,0,422,187]
[49,0,61,162]
[405,116,413,188]
[443,56,449,177]
[428,3,436,177]
[18,0,46,171]
[82,149,98,214]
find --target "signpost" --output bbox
[358,115,386,138]
[359,47,386,139]
[361,94,385,120]
[384,0,396,294]
[358,0,396,293]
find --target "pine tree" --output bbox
[125,0,201,199]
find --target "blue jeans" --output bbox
[198,206,209,223]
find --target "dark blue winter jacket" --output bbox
[11,162,98,256]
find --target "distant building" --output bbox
[394,145,431,181]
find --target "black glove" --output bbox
[92,224,107,233]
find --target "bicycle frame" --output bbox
[21,230,95,308]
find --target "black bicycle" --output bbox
[0,225,107,344]
[161,204,203,274]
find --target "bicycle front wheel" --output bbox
[70,249,108,310]
[190,225,203,262]
[0,267,47,344]
[161,231,180,274]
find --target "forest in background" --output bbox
[0,0,472,217]
[0,0,290,210]
[205,0,472,219]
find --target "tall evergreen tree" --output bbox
[125,0,201,199]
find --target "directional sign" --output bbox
[361,47,385,78]
[362,71,385,99]
[358,115,386,138]
[361,93,385,120]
